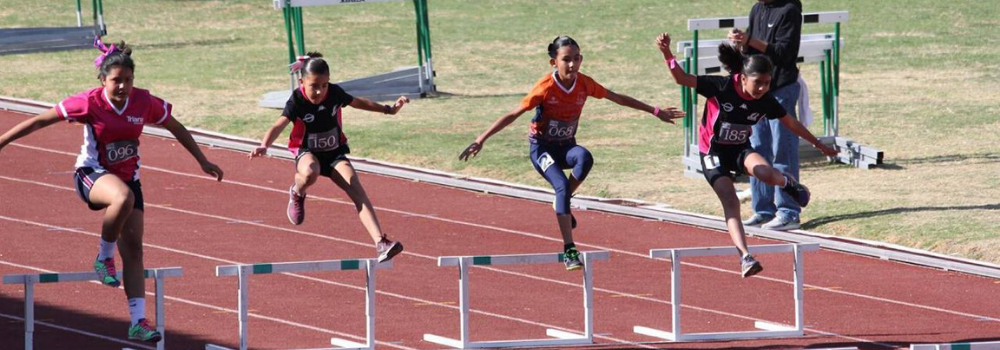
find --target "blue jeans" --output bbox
[750,81,801,221]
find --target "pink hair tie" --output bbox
[92,37,121,69]
[289,55,311,73]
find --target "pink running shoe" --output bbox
[287,185,306,225]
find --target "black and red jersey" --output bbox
[696,74,787,153]
[281,85,354,154]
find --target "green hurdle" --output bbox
[205,258,392,350]
[260,0,434,108]
[423,250,610,349]
[634,243,819,342]
[2,267,183,350]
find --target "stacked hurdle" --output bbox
[634,243,819,342]
[205,258,390,350]
[0,0,106,56]
[676,11,884,175]
[2,267,183,350]
[260,0,434,108]
[423,251,609,349]
[911,341,1000,350]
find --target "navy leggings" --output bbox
[529,142,594,215]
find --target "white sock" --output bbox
[128,298,146,325]
[98,239,117,261]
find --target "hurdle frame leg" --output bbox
[23,276,36,350]
[155,270,167,350]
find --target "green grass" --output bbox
[1,0,997,263]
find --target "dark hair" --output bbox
[547,36,579,59]
[98,41,134,79]
[301,51,329,76]
[717,41,773,77]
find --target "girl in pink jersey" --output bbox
[459,36,684,270]
[249,52,409,263]
[0,40,224,342]
[656,33,836,277]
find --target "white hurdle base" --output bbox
[634,321,800,342]
[911,341,1000,350]
[2,267,183,350]
[205,259,391,350]
[634,244,819,342]
[423,251,609,349]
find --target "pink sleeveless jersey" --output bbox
[56,87,172,181]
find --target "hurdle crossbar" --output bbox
[423,251,610,349]
[3,267,183,350]
[634,244,819,342]
[911,341,1000,350]
[205,259,391,350]
[273,0,403,8]
[687,11,849,30]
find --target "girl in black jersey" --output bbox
[249,52,409,263]
[656,33,836,277]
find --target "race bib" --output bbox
[104,139,139,164]
[716,122,751,145]
[545,119,578,141]
[306,128,340,152]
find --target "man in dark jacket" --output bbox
[729,0,804,230]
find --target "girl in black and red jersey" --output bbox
[249,52,409,263]
[655,33,836,278]
[459,36,684,271]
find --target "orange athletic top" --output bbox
[518,72,607,143]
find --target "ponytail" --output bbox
[717,41,773,77]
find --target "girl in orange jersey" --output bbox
[459,36,684,270]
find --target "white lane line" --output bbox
[8,142,1000,324]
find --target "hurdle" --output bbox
[633,243,819,342]
[204,258,391,350]
[0,0,106,56]
[911,341,1000,350]
[422,251,609,349]
[2,267,183,350]
[260,0,434,108]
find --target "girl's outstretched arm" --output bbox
[0,108,62,153]
[778,115,838,157]
[349,96,410,115]
[656,33,697,88]
[250,116,291,159]
[604,90,684,124]
[162,117,224,181]
[458,106,530,161]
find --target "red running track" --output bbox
[1,109,998,350]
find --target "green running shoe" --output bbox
[563,247,584,271]
[93,257,120,287]
[128,318,162,343]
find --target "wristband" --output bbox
[666,57,677,70]
[652,106,661,116]
[383,105,391,114]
